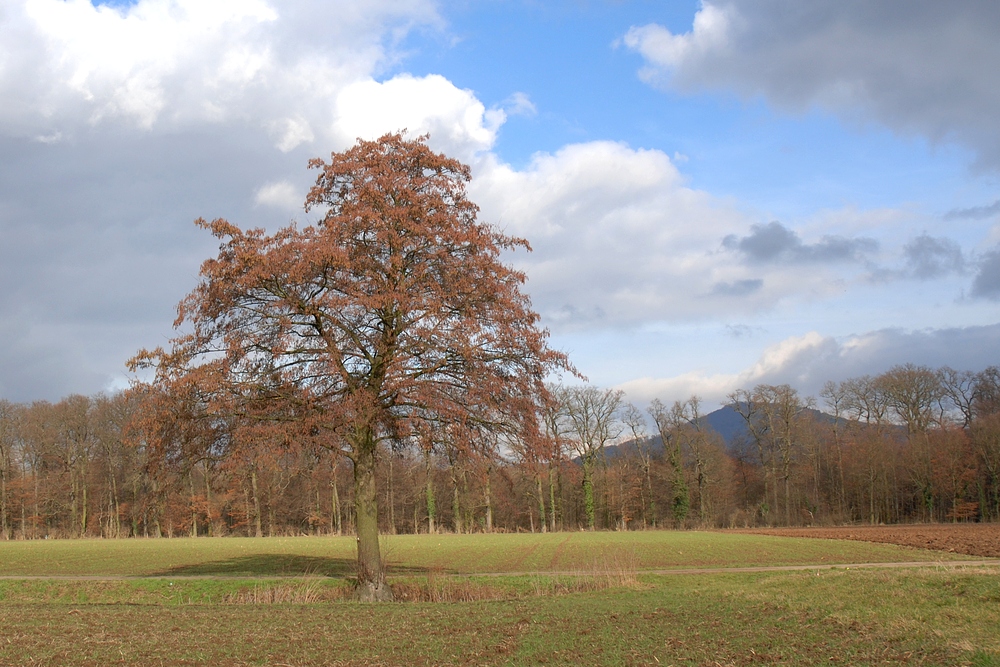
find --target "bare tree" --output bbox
[622,402,656,528]
[939,367,977,428]
[648,399,690,527]
[561,385,623,530]
[729,385,807,526]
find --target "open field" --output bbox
[0,530,973,578]
[0,532,998,666]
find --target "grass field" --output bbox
[0,530,970,577]
[0,532,997,666]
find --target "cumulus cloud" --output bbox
[472,143,962,330]
[470,141,794,328]
[618,325,1000,407]
[722,221,877,264]
[624,1,1000,168]
[0,0,442,144]
[332,74,504,161]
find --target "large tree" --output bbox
[132,133,571,600]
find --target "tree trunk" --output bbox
[536,472,547,533]
[387,455,396,535]
[548,463,558,532]
[424,450,436,534]
[452,472,462,534]
[484,471,493,533]
[204,462,213,537]
[582,457,595,530]
[0,461,7,540]
[251,469,263,538]
[330,468,344,535]
[352,428,392,601]
[331,458,342,536]
[109,461,121,538]
[190,470,198,538]
[80,473,88,536]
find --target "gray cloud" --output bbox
[0,127,305,401]
[753,325,1000,401]
[944,200,1000,221]
[722,221,877,264]
[972,246,1000,300]
[620,325,1000,407]
[724,324,764,339]
[626,1,1000,168]
[711,279,763,297]
[903,234,965,279]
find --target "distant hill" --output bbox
[698,405,748,447]
[597,404,838,460]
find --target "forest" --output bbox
[0,362,997,540]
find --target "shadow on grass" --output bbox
[153,554,430,579]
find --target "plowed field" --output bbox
[736,523,1000,558]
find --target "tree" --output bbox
[880,364,944,520]
[729,385,807,525]
[648,399,690,527]
[560,385,623,530]
[0,400,18,539]
[131,133,571,600]
[621,402,656,528]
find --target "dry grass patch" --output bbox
[391,547,644,602]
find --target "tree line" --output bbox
[0,362,996,540]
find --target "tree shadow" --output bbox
[154,554,430,578]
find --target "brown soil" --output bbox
[733,523,1000,558]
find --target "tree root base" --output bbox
[353,580,394,602]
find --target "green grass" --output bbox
[0,531,969,577]
[0,533,995,666]
[0,567,997,665]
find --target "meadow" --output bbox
[0,531,997,666]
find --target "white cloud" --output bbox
[617,325,1000,408]
[0,0,442,145]
[625,1,1000,168]
[471,142,931,330]
[502,91,537,118]
[254,180,300,210]
[331,74,504,160]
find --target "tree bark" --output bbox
[352,428,392,601]
[332,479,342,536]
[424,449,436,534]
[190,470,198,538]
[582,457,595,530]
[548,463,558,532]
[251,469,262,538]
[536,471,547,533]
[483,469,493,533]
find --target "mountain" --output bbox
[597,405,839,460]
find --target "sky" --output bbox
[1,0,999,409]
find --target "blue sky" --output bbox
[1,0,999,407]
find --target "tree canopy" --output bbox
[132,133,572,600]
